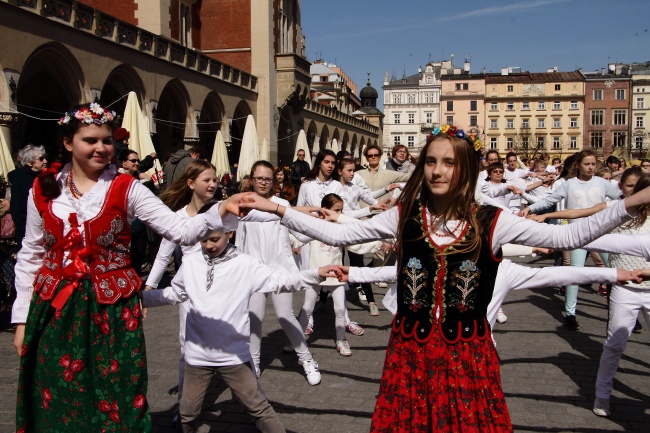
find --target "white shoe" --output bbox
[336,339,352,356]
[593,397,610,417]
[369,303,379,316]
[496,308,508,324]
[301,359,321,385]
[357,287,367,302]
[376,282,388,288]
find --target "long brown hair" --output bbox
[632,173,650,227]
[159,160,215,211]
[396,133,481,265]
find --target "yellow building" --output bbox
[485,70,585,159]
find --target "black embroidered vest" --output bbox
[393,202,502,344]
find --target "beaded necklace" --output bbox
[426,207,465,238]
[67,169,84,199]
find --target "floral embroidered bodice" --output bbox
[393,202,502,344]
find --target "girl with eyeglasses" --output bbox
[236,125,650,432]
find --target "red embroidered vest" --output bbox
[32,173,142,305]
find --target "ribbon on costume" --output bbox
[50,213,90,310]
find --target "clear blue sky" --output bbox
[301,0,650,107]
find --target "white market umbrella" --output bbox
[260,138,270,162]
[210,131,230,178]
[359,146,368,167]
[311,139,320,166]
[330,138,340,154]
[293,130,311,167]
[121,92,161,185]
[237,115,259,181]
[0,127,15,178]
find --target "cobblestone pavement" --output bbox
[0,256,648,432]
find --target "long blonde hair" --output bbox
[159,160,215,211]
[396,134,482,264]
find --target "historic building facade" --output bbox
[0,0,378,168]
[630,62,650,158]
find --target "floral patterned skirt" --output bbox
[16,279,151,433]
[370,330,512,433]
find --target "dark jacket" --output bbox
[290,159,310,185]
[8,165,40,243]
[163,149,192,189]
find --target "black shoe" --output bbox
[633,319,643,334]
[564,315,580,330]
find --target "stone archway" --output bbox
[101,64,146,121]
[155,79,190,158]
[16,42,85,158]
[306,121,317,155]
[198,92,225,163]
[277,105,293,166]
[319,125,329,154]
[342,131,350,152]
[229,100,252,168]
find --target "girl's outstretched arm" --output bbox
[527,202,607,223]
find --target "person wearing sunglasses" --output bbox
[8,144,48,248]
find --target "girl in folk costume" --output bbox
[143,159,218,407]
[237,125,650,432]
[12,103,241,433]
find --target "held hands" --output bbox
[370,203,390,212]
[386,183,400,192]
[318,265,348,281]
[631,268,650,281]
[527,214,546,223]
[508,185,523,195]
[617,269,644,284]
[518,207,531,217]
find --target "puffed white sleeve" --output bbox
[491,200,632,253]
[127,181,238,245]
[11,190,44,323]
[142,267,188,307]
[280,206,399,246]
[253,262,323,293]
[348,265,398,283]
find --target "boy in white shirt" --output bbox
[141,211,340,433]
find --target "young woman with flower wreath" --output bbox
[11,103,243,433]
[236,124,650,432]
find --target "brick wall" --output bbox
[77,0,138,25]
[200,0,251,72]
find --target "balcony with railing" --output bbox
[7,0,257,92]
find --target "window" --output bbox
[553,136,561,149]
[407,94,416,104]
[506,119,514,129]
[593,89,603,100]
[470,100,477,111]
[521,118,530,128]
[553,101,561,110]
[637,97,645,109]
[507,85,514,92]
[636,116,644,128]
[591,110,604,125]
[394,135,401,145]
[555,84,561,91]
[455,83,461,90]
[537,136,545,148]
[464,83,469,90]
[613,131,626,147]
[490,102,498,111]
[570,117,578,128]
[537,101,546,110]
[392,93,402,104]
[426,112,433,123]
[590,131,603,148]
[521,137,529,148]
[570,100,578,109]
[446,116,454,125]
[470,115,478,126]
[407,136,415,147]
[394,113,401,124]
[538,118,545,128]
[425,93,435,103]
[613,109,627,125]
[506,137,514,148]
[522,101,530,111]
[447,101,454,111]
[490,137,498,149]
[553,118,561,128]
[506,102,514,111]
[616,89,625,100]
[570,136,577,149]
[490,119,498,129]
[408,113,415,124]
[636,136,644,149]
[179,2,192,48]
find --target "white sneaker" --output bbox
[357,287,367,302]
[301,359,321,385]
[592,397,611,417]
[336,339,352,356]
[496,308,508,324]
[369,303,379,316]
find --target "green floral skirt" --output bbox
[16,279,151,433]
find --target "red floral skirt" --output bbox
[370,330,512,433]
[16,279,151,433]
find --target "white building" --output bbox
[382,62,443,155]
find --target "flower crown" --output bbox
[58,103,116,126]
[427,125,483,151]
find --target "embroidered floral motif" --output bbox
[43,230,56,247]
[95,217,128,274]
[449,259,480,312]
[402,257,429,312]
